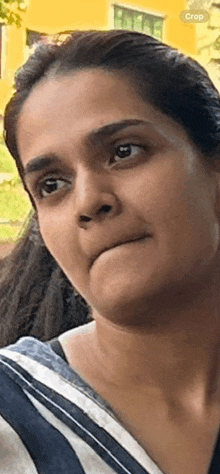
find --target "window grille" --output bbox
[113,5,164,39]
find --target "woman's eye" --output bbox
[38,178,66,198]
[112,144,144,163]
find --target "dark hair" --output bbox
[0,212,90,348]
[1,29,220,346]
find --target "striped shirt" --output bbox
[0,330,219,474]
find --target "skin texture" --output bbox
[17,69,220,474]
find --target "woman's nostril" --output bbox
[79,215,92,223]
[79,205,112,225]
[99,205,112,215]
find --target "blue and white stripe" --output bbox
[2,334,215,474]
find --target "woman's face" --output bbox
[17,69,220,324]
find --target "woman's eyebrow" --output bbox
[86,119,149,144]
[24,155,63,177]
[23,119,149,177]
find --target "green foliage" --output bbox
[0,223,22,241]
[0,177,31,220]
[0,127,32,242]
[0,175,32,242]
[0,0,26,27]
[0,144,18,174]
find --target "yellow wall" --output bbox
[0,0,197,113]
[5,26,26,80]
[25,0,109,31]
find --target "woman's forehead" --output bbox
[18,68,146,115]
[16,68,194,166]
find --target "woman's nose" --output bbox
[75,170,120,229]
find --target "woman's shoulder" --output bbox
[0,330,122,474]
[58,320,95,344]
[0,321,95,367]
[0,334,63,369]
[0,321,109,412]
[0,324,158,474]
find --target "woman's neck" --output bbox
[61,279,220,411]
[91,285,220,410]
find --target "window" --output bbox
[113,4,164,39]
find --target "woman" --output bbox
[0,29,220,473]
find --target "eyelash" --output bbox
[35,143,147,199]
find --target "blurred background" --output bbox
[1,0,220,258]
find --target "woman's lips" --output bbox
[89,233,152,268]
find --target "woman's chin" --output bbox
[88,266,159,325]
[87,254,214,326]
